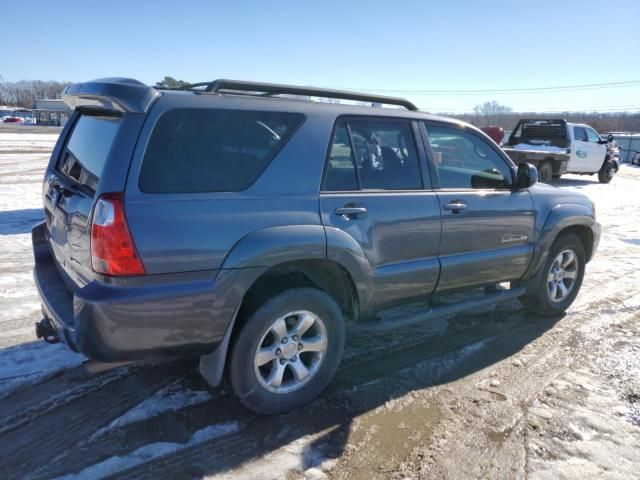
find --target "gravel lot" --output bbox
[0,127,639,479]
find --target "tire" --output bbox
[229,288,345,415]
[598,161,614,183]
[552,174,562,180]
[519,233,586,317]
[538,161,553,183]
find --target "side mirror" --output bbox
[516,163,538,190]
[607,134,614,143]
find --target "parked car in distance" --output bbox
[33,78,600,414]
[1,116,24,123]
[502,118,616,183]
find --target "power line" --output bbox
[430,104,640,113]
[329,80,640,96]
[430,106,640,114]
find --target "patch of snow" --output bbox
[91,380,213,440]
[0,326,35,339]
[57,421,240,480]
[0,341,84,398]
[189,422,239,443]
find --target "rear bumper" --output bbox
[32,222,256,362]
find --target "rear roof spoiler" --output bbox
[62,78,160,113]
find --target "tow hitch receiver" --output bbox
[35,317,60,344]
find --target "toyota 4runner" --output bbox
[33,78,601,414]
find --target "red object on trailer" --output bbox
[481,126,505,145]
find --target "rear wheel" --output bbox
[229,288,345,415]
[520,233,586,316]
[538,161,553,183]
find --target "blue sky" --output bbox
[3,0,639,113]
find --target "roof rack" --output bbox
[158,79,418,111]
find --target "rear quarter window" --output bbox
[139,109,304,193]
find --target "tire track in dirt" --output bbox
[0,364,127,434]
[27,386,242,480]
[26,313,499,479]
[102,307,557,480]
[398,297,638,479]
[5,297,630,479]
[0,359,193,480]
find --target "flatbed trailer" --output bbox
[502,148,569,182]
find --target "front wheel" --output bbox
[520,233,586,316]
[598,161,615,183]
[229,288,345,415]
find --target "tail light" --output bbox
[91,193,145,276]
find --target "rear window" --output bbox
[139,109,304,193]
[59,114,121,191]
[574,127,588,142]
[519,121,566,140]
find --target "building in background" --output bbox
[607,133,640,163]
[32,99,70,126]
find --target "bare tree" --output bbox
[471,101,514,127]
[445,102,640,134]
[0,79,72,108]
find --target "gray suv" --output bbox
[33,78,600,414]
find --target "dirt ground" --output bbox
[0,129,638,480]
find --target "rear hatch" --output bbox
[44,112,122,288]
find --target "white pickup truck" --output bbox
[502,119,617,183]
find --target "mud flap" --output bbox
[199,307,240,387]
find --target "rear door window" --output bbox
[59,114,121,191]
[323,118,422,191]
[139,109,304,193]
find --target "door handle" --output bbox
[576,150,587,158]
[443,201,468,213]
[334,206,367,219]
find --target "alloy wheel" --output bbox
[253,310,328,394]
[547,249,579,303]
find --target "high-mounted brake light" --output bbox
[91,193,145,276]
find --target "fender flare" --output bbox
[221,225,372,312]
[523,203,596,282]
[221,225,326,270]
[323,226,374,316]
[200,224,372,387]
